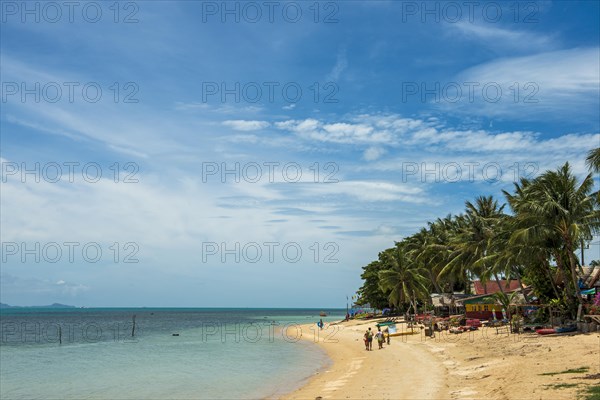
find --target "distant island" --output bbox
[0,303,77,309]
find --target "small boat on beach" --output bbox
[536,328,556,335]
[376,321,396,327]
[386,324,418,336]
[389,331,419,336]
[555,325,577,333]
[536,324,577,335]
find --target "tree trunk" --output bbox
[567,246,584,311]
[430,270,442,293]
[516,273,528,302]
[493,273,506,295]
[544,263,562,300]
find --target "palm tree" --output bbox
[440,196,507,294]
[404,227,447,294]
[378,244,429,315]
[586,147,600,173]
[506,163,600,317]
[356,260,391,310]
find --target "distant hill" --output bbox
[0,303,76,309]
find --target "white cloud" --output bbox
[222,120,270,131]
[275,118,393,144]
[363,147,386,161]
[449,47,600,119]
[298,180,428,203]
[272,114,599,167]
[447,22,556,52]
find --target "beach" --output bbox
[284,318,600,400]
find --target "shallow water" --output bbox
[0,308,343,399]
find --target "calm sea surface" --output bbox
[0,308,344,399]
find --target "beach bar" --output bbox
[463,295,504,320]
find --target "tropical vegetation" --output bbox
[356,148,600,320]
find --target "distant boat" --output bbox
[319,311,327,317]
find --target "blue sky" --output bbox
[1,0,599,307]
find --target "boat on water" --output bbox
[319,311,327,317]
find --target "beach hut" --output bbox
[463,295,504,320]
[463,289,529,320]
[430,293,468,316]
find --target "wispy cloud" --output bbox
[326,49,348,81]
[223,120,270,131]
[447,22,557,52]
[449,47,600,119]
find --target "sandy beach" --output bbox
[283,319,600,400]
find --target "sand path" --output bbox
[283,318,599,400]
[283,320,446,399]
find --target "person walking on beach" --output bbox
[376,328,384,349]
[366,327,373,350]
[363,330,369,350]
[319,319,324,330]
[385,327,391,345]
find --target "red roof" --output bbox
[473,280,521,295]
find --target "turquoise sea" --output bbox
[0,308,344,399]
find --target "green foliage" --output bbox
[586,147,600,173]
[356,155,600,321]
[356,260,390,310]
[521,264,556,303]
[378,244,429,313]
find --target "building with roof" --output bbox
[472,279,522,295]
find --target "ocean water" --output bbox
[0,308,344,399]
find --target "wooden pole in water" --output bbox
[132,315,136,337]
[59,325,62,345]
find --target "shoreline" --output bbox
[282,318,600,400]
[282,318,446,399]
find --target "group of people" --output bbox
[363,327,390,350]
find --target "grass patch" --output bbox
[549,383,578,389]
[540,366,590,376]
[583,384,600,400]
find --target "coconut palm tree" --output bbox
[404,228,443,293]
[506,163,600,317]
[440,196,507,294]
[586,147,600,173]
[356,259,391,310]
[378,244,429,314]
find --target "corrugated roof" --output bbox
[473,280,521,295]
